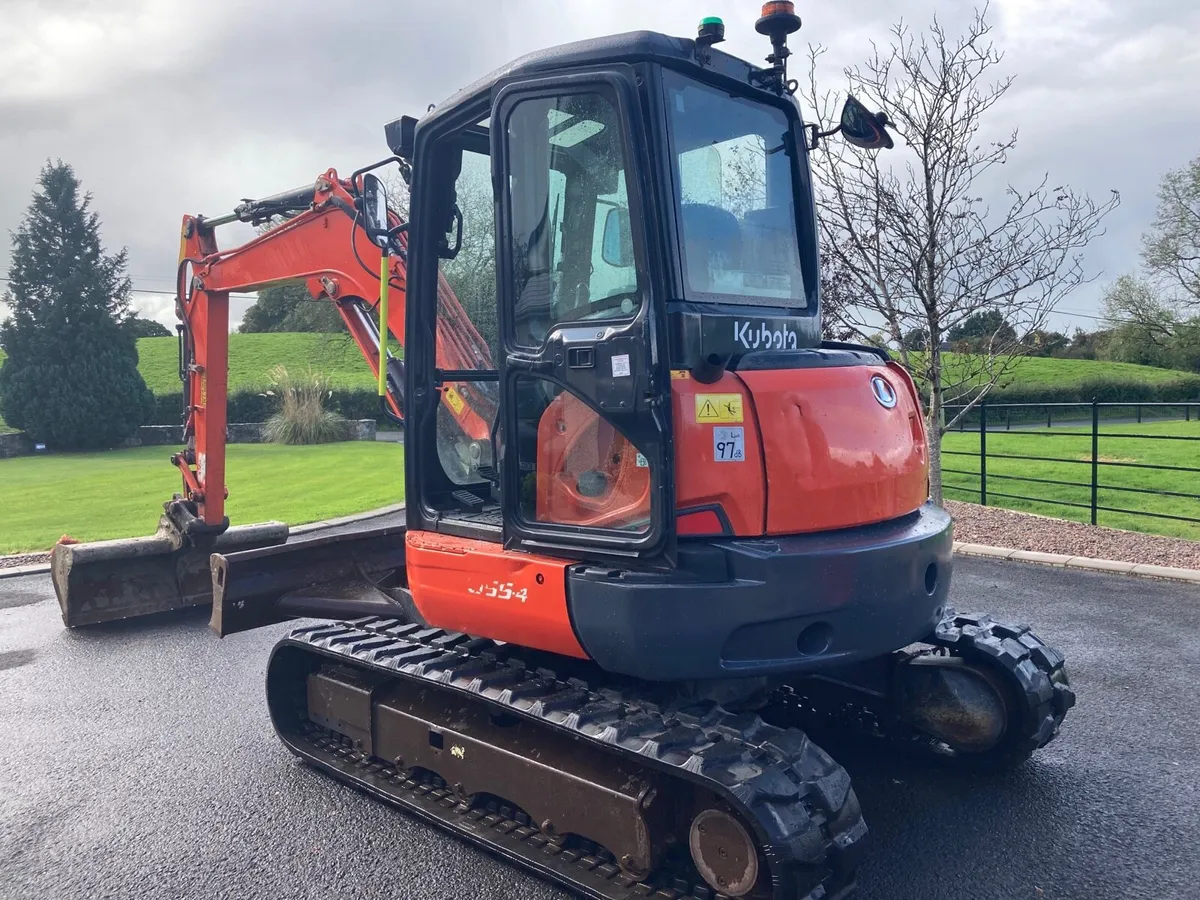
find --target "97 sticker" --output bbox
[713,427,744,462]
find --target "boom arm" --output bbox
[174,167,493,529]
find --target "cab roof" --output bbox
[402,30,771,138]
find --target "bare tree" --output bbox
[818,245,859,341]
[801,7,1119,503]
[1142,151,1200,309]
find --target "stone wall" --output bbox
[1,420,379,458]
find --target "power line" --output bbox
[0,275,256,300]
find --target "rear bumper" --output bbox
[567,503,953,681]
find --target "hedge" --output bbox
[150,388,387,427]
[942,375,1200,426]
[146,374,1200,428]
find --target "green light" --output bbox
[700,16,724,26]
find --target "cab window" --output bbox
[504,90,642,349]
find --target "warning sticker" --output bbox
[670,369,690,381]
[694,393,743,423]
[443,385,466,414]
[611,353,631,378]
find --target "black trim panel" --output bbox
[734,348,886,371]
[675,503,734,537]
[567,503,953,681]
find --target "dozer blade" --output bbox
[51,516,288,628]
[210,524,411,637]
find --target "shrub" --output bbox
[260,366,349,445]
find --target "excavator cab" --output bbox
[396,27,836,567]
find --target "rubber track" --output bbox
[779,612,1076,767]
[272,617,868,900]
[925,612,1077,762]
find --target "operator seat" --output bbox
[680,203,742,293]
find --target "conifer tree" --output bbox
[0,161,154,449]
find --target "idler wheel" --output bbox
[688,808,760,897]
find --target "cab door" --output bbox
[491,73,675,562]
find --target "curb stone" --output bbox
[953,541,1200,585]
[290,503,405,535]
[0,504,408,581]
[0,562,52,579]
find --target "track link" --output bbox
[268,617,868,900]
[778,612,1076,769]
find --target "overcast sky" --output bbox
[2,0,1199,334]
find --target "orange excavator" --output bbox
[51,8,1074,898]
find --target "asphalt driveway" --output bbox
[1,558,1197,900]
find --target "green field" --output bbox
[942,420,1200,540]
[936,353,1197,389]
[0,333,381,402]
[135,332,380,395]
[0,442,405,554]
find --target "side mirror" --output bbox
[361,173,391,248]
[601,207,634,267]
[839,95,894,150]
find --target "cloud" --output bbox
[1,0,1197,336]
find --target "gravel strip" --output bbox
[0,551,50,570]
[945,500,1200,569]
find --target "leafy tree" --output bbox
[1022,328,1067,357]
[0,162,153,448]
[1060,327,1109,360]
[901,328,928,351]
[122,315,171,339]
[947,310,1018,353]
[1170,319,1200,372]
[1099,275,1175,367]
[1143,152,1200,309]
[239,282,345,333]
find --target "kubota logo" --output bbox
[733,320,798,351]
[871,375,898,409]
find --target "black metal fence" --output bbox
[941,401,1200,530]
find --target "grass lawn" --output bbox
[939,353,1198,389]
[942,419,1200,540]
[0,442,405,554]
[134,333,381,395]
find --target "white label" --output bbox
[732,319,799,351]
[466,580,528,602]
[713,427,745,462]
[611,353,631,378]
[635,452,648,468]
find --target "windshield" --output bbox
[664,71,810,308]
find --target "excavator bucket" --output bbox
[51,515,289,628]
